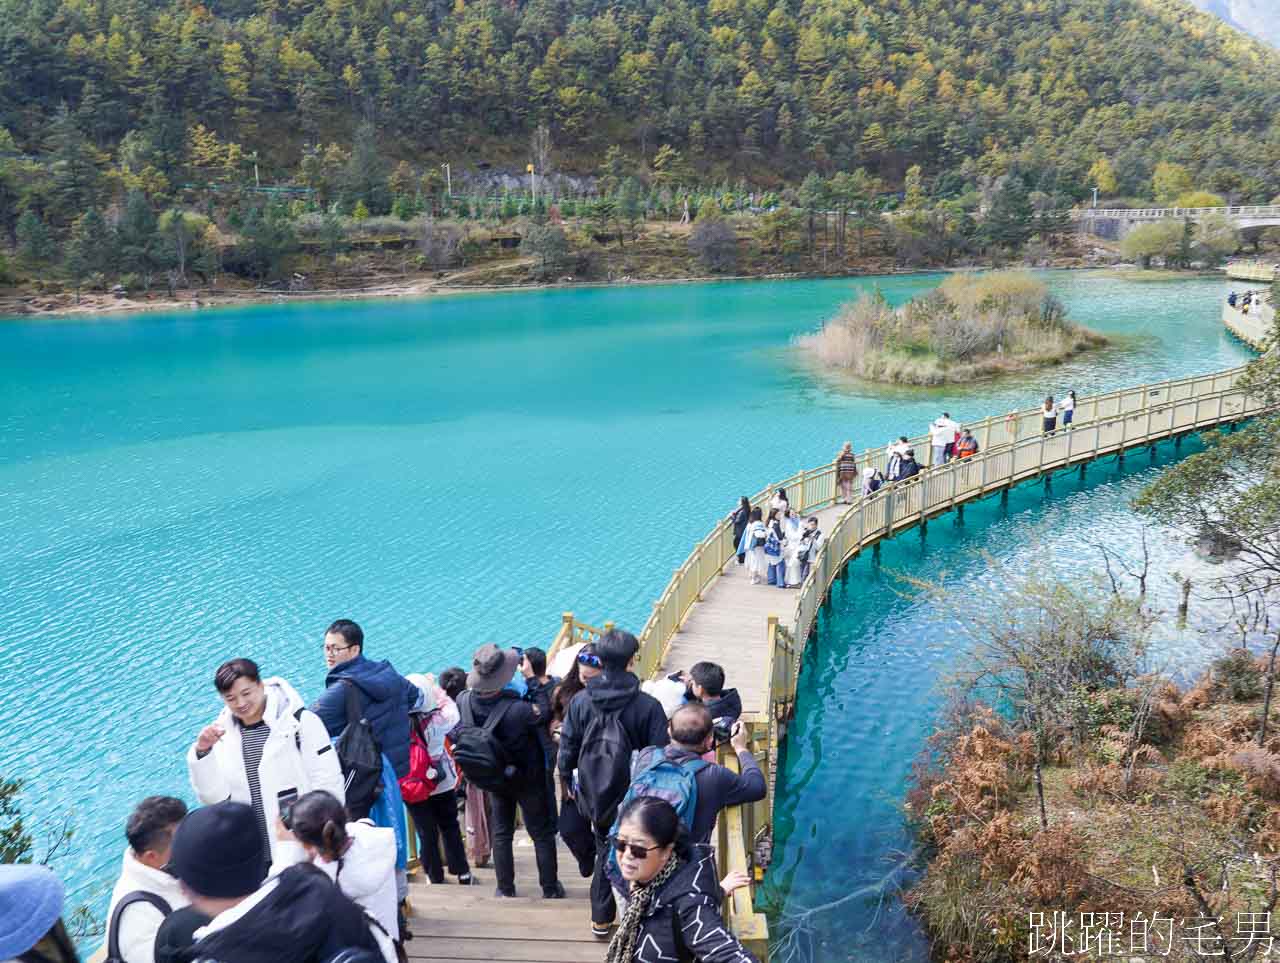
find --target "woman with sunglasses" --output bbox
[605,796,756,963]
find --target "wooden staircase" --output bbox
[405,831,604,962]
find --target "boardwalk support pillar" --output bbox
[1000,488,1009,507]
[873,542,881,564]
[920,519,928,540]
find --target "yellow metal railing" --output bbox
[1226,259,1278,283]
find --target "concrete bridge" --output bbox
[1077,204,1280,239]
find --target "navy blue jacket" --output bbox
[310,655,421,778]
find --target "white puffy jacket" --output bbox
[106,848,190,963]
[186,676,344,864]
[269,820,399,963]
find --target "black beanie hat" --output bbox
[169,802,267,899]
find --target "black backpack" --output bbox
[106,891,173,963]
[451,694,517,792]
[576,707,635,828]
[334,679,383,820]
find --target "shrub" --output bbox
[688,217,737,273]
[797,271,1104,384]
[1212,649,1263,701]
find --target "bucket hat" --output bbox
[0,864,64,958]
[468,643,519,693]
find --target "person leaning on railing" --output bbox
[604,796,757,963]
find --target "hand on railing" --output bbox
[720,870,752,895]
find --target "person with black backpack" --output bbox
[557,628,669,939]
[105,797,189,963]
[309,620,423,818]
[451,644,563,900]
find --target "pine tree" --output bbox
[117,191,160,289]
[48,107,100,224]
[16,211,55,263]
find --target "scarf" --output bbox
[605,853,683,963]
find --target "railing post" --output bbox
[561,611,574,641]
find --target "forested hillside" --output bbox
[2,0,1279,218]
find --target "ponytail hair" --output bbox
[289,790,350,862]
[616,796,692,861]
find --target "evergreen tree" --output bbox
[15,210,55,263]
[48,107,99,224]
[981,174,1034,251]
[117,192,160,289]
[341,124,391,216]
[233,204,298,281]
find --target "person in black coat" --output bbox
[157,802,386,963]
[729,496,751,564]
[558,629,669,933]
[455,644,563,900]
[604,796,757,963]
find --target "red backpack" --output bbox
[398,714,442,803]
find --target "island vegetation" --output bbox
[906,317,1280,961]
[797,271,1107,385]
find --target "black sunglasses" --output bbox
[577,650,603,669]
[611,835,662,860]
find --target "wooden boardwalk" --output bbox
[657,503,847,718]
[406,831,602,963]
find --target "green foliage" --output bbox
[0,0,1276,227]
[231,204,298,280]
[16,211,55,263]
[1212,649,1265,701]
[0,776,33,864]
[1152,162,1195,205]
[520,223,570,279]
[1174,190,1226,209]
[1166,758,1245,800]
[1119,220,1186,267]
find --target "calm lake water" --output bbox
[0,272,1250,950]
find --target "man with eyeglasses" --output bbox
[309,618,423,813]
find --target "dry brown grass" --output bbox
[908,662,1280,962]
[796,270,1108,385]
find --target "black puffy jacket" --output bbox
[626,846,759,963]
[164,864,382,963]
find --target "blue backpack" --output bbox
[606,748,708,884]
[764,530,782,558]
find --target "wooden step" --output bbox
[407,830,605,963]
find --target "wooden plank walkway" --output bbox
[657,504,847,718]
[406,830,602,963]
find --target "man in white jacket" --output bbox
[929,412,959,467]
[186,658,344,868]
[106,797,190,963]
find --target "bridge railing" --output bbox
[1227,260,1278,283]
[1078,205,1280,219]
[787,364,1260,647]
[629,361,1257,682]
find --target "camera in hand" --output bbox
[712,720,734,746]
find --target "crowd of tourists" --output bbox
[725,393,1078,592]
[0,623,766,963]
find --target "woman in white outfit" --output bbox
[737,506,767,584]
[186,658,345,869]
[782,509,804,587]
[272,790,399,963]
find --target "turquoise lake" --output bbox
[0,272,1251,953]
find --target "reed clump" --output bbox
[797,271,1108,385]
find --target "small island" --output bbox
[797,271,1108,385]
